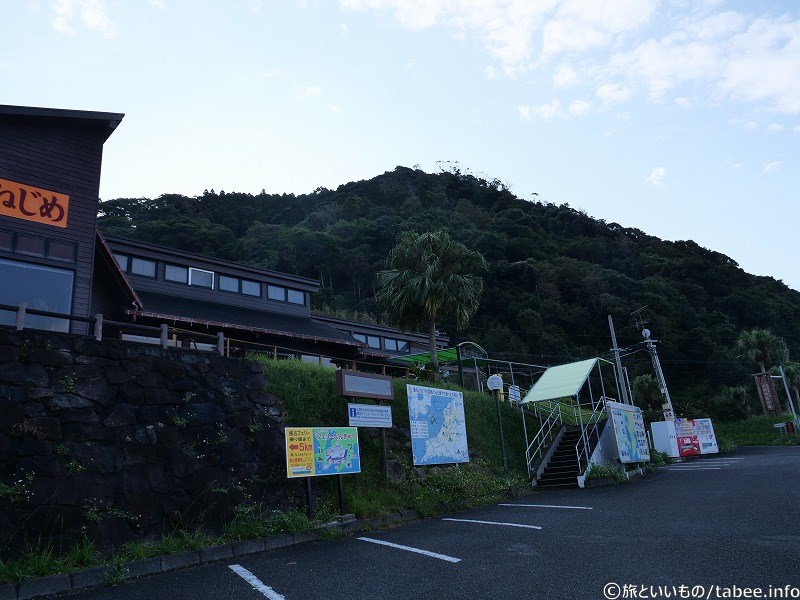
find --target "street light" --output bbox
[487,374,508,474]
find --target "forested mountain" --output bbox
[97,166,800,416]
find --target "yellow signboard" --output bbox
[0,177,70,228]
[285,427,361,478]
[285,428,314,477]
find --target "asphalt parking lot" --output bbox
[58,446,800,600]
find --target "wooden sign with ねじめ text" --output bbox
[0,177,70,228]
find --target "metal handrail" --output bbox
[524,399,577,476]
[575,395,610,474]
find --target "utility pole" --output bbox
[608,315,630,404]
[642,328,675,421]
[776,363,800,429]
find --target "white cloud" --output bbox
[767,123,784,133]
[49,0,116,37]
[295,85,322,101]
[596,82,633,106]
[730,163,743,171]
[553,64,578,89]
[340,22,349,36]
[674,97,692,108]
[763,161,780,173]
[148,0,165,10]
[743,121,758,131]
[567,99,591,116]
[794,125,800,135]
[646,167,666,186]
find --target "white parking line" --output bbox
[442,518,542,529]
[358,537,461,563]
[229,564,286,600]
[499,503,593,510]
[663,467,721,471]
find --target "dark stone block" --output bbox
[74,377,114,406]
[171,379,198,393]
[207,356,228,378]
[123,557,161,580]
[143,388,175,405]
[105,366,131,385]
[23,504,85,537]
[21,402,45,416]
[0,583,17,600]
[244,373,267,389]
[201,372,224,394]
[136,371,166,389]
[142,464,169,493]
[263,533,293,550]
[200,544,233,563]
[122,358,151,376]
[103,404,136,427]
[224,362,246,380]
[19,417,61,441]
[165,448,201,479]
[225,411,251,429]
[0,362,49,387]
[244,360,263,373]
[233,539,264,556]
[28,348,73,368]
[154,359,186,380]
[17,573,71,599]
[69,444,120,474]
[119,384,145,405]
[47,394,92,411]
[161,550,200,572]
[157,426,184,448]
[253,428,284,455]
[71,565,112,590]
[134,425,157,445]
[75,354,115,367]
[25,387,53,400]
[59,408,99,424]
[0,345,19,364]
[187,403,225,427]
[66,364,102,380]
[15,437,54,456]
[193,362,210,375]
[73,339,109,358]
[123,444,157,465]
[61,423,108,443]
[251,391,278,406]
[137,406,171,424]
[0,397,25,433]
[17,455,66,477]
[126,491,164,528]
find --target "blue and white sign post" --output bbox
[348,403,393,428]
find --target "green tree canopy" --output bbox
[375,230,487,376]
[734,328,789,373]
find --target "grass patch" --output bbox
[585,462,624,484]
[0,538,101,584]
[713,414,799,447]
[221,506,313,541]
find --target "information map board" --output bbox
[285,427,361,478]
[406,384,469,466]
[606,401,650,463]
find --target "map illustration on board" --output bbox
[312,428,360,476]
[406,384,469,465]
[606,401,650,464]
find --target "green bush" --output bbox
[585,462,624,484]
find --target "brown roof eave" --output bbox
[124,309,365,348]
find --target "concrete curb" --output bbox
[0,511,422,599]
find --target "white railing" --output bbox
[575,395,611,474]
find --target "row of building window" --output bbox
[113,253,306,305]
[352,333,410,353]
[0,229,76,263]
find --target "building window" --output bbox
[15,235,45,257]
[287,289,305,305]
[0,258,73,332]
[397,340,409,352]
[165,264,188,283]
[189,267,214,289]
[219,274,239,292]
[384,338,398,351]
[113,253,128,271]
[267,285,285,301]
[130,257,156,277]
[367,335,381,349]
[242,279,261,297]
[353,333,366,343]
[0,230,13,252]
[47,240,75,262]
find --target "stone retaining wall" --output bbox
[0,329,299,557]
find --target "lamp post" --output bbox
[487,374,508,474]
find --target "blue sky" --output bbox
[6,0,800,290]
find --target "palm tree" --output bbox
[734,328,788,373]
[375,230,487,378]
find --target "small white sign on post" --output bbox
[508,385,521,405]
[348,403,393,428]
